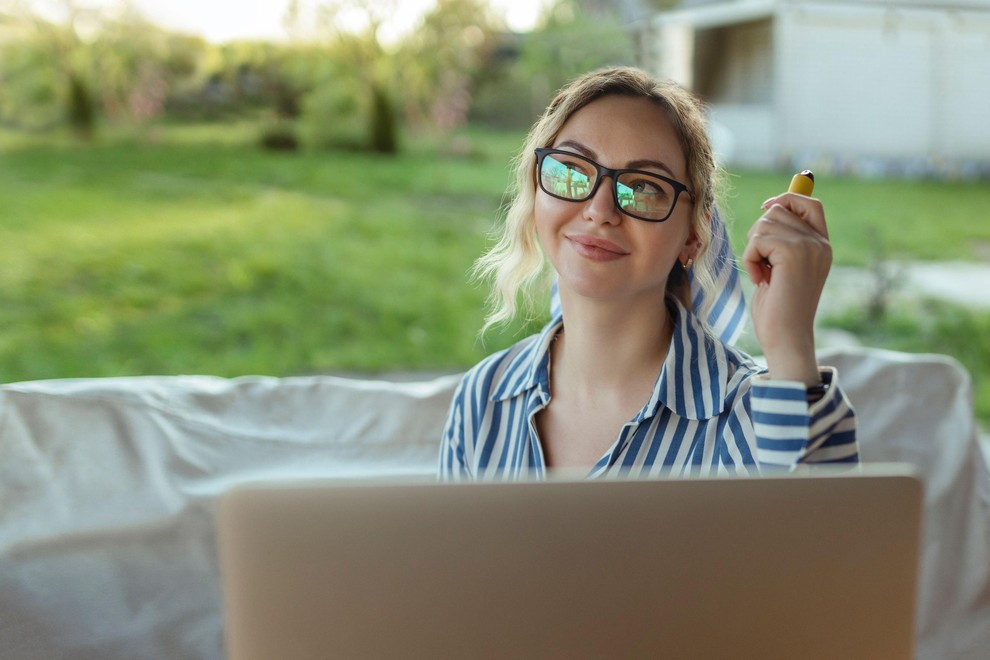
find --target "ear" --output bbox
[679,210,706,265]
[679,240,701,267]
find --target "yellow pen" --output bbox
[760,170,816,269]
[788,169,815,196]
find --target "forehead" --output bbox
[554,95,687,176]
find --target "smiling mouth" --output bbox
[566,235,629,261]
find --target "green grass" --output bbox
[0,125,538,380]
[719,170,990,265]
[1,123,989,397]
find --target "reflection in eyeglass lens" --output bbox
[540,151,676,220]
[617,176,673,218]
[541,153,593,199]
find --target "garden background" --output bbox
[1,0,989,427]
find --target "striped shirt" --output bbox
[439,299,858,480]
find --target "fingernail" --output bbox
[761,197,774,209]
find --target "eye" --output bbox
[552,154,592,178]
[630,178,670,199]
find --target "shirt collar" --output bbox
[489,315,561,402]
[648,299,731,420]
[490,300,731,420]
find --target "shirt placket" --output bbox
[524,386,551,479]
[588,420,642,478]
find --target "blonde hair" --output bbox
[474,66,722,331]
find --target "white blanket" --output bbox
[0,348,987,659]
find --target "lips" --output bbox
[566,233,629,261]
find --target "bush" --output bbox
[369,83,397,154]
[297,77,365,151]
[67,73,96,140]
[259,121,299,151]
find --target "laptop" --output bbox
[216,467,922,660]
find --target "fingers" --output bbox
[741,241,772,286]
[747,211,830,253]
[746,207,819,244]
[743,196,832,286]
[745,188,834,376]
[759,192,829,240]
[744,227,832,272]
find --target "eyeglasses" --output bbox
[534,148,694,223]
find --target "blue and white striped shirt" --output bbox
[439,300,858,480]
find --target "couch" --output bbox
[2,347,988,659]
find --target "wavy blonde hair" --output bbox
[474,66,722,331]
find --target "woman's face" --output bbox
[535,94,698,308]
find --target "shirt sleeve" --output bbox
[438,375,472,481]
[749,367,859,469]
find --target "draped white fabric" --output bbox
[0,348,987,659]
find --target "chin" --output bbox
[558,276,664,306]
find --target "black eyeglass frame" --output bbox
[534,147,695,223]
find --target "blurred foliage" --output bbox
[0,0,644,148]
[722,170,990,265]
[294,0,401,152]
[399,0,502,131]
[0,1,210,135]
[470,0,638,128]
[517,0,638,101]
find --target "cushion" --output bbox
[0,373,457,659]
[819,347,990,659]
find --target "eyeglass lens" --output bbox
[539,151,677,221]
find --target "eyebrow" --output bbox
[554,140,678,178]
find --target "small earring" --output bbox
[683,257,694,269]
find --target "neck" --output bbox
[552,294,675,398]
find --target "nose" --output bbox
[582,175,621,225]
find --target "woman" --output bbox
[440,67,857,479]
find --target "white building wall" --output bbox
[708,104,776,168]
[776,3,936,161]
[938,11,990,161]
[650,0,990,173]
[701,19,774,102]
[656,23,696,87]
[776,2,990,169]
[699,19,776,168]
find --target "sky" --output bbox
[44,0,552,43]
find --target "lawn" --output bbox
[0,125,535,380]
[718,169,990,265]
[2,123,989,421]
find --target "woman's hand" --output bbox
[741,192,832,386]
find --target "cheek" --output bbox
[534,194,564,241]
[636,223,692,260]
[534,192,554,222]
[660,214,694,245]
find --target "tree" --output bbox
[91,6,205,126]
[398,0,502,133]
[289,0,401,153]
[0,0,207,136]
[518,0,638,107]
[468,0,639,129]
[0,0,97,136]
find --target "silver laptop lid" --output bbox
[217,467,921,660]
